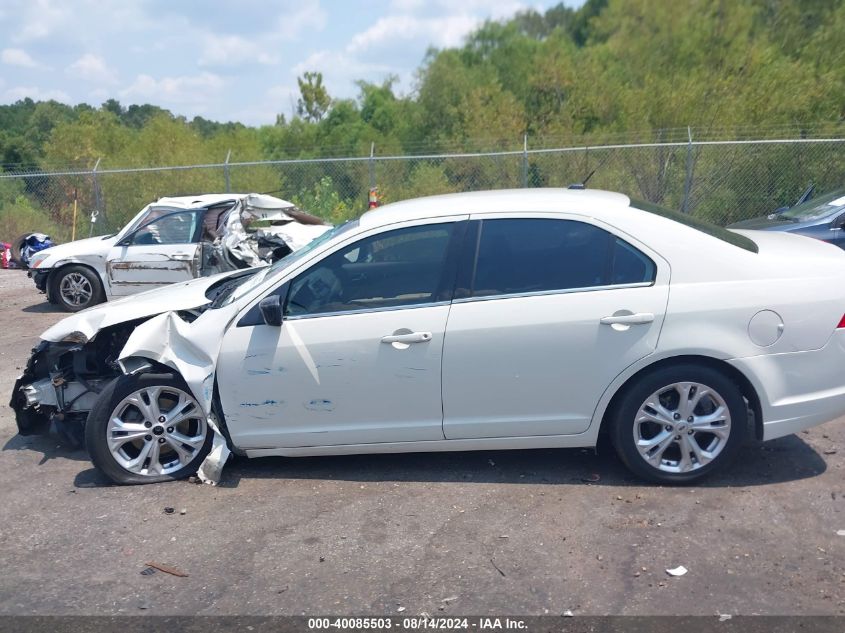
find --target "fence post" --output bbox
[522,134,528,188]
[224,149,231,193]
[369,142,376,189]
[368,142,376,207]
[90,158,103,237]
[681,126,694,213]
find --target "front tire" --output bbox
[610,364,747,484]
[50,265,105,312]
[85,373,213,485]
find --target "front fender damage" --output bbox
[118,311,232,484]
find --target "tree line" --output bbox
[1,0,843,241]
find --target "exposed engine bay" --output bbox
[9,270,249,446]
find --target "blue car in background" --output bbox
[729,187,845,249]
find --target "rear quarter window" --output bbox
[631,199,758,253]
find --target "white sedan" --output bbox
[26,193,330,312]
[10,188,845,484]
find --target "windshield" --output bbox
[215,219,359,308]
[781,188,845,222]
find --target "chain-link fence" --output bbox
[1,135,843,242]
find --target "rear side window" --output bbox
[470,218,655,298]
[631,198,758,253]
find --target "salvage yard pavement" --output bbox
[0,268,842,616]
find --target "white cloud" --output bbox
[229,83,298,125]
[196,0,326,69]
[4,85,70,102]
[67,53,118,84]
[0,0,566,123]
[293,50,393,78]
[266,83,297,103]
[199,35,279,67]
[347,14,479,53]
[389,0,427,10]
[14,0,69,41]
[388,0,527,19]
[275,0,327,38]
[1,47,46,69]
[121,72,226,107]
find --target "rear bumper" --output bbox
[728,332,845,441]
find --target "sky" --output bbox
[0,0,580,127]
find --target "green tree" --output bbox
[296,71,332,123]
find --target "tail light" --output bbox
[837,314,845,329]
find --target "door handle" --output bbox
[381,332,433,344]
[170,253,192,261]
[600,312,655,325]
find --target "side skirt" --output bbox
[243,433,598,459]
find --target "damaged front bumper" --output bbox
[10,330,127,443]
[9,341,84,439]
[28,269,50,293]
[11,306,236,483]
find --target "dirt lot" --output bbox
[0,268,842,616]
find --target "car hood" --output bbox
[33,234,118,267]
[40,268,249,343]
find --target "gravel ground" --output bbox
[0,268,842,616]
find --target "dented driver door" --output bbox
[106,210,202,296]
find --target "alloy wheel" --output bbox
[106,386,208,477]
[59,272,93,307]
[633,381,732,474]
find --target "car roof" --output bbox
[358,188,632,228]
[153,193,295,209]
[154,193,240,208]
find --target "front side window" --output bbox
[470,218,655,298]
[286,223,454,316]
[130,211,200,245]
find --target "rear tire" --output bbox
[609,364,747,484]
[49,265,105,312]
[85,373,213,485]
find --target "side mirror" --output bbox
[259,294,283,327]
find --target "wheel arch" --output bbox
[117,354,241,455]
[48,261,107,294]
[596,354,763,441]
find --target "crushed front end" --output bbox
[9,323,139,445]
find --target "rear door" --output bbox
[107,209,203,296]
[442,214,670,439]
